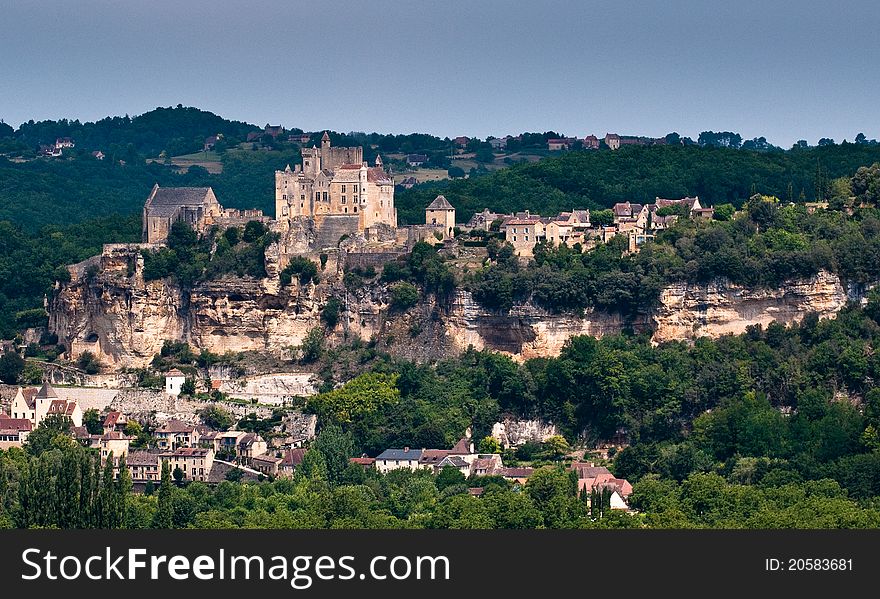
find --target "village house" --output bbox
[155,418,200,450]
[204,134,221,151]
[55,137,75,149]
[98,431,132,467]
[251,453,283,477]
[466,208,505,232]
[10,382,82,428]
[375,447,423,473]
[103,411,127,434]
[0,415,32,449]
[488,137,506,150]
[604,133,621,150]
[237,432,269,464]
[569,462,633,510]
[505,218,545,257]
[453,136,470,148]
[350,456,376,470]
[547,138,573,151]
[406,153,428,166]
[500,467,534,485]
[279,447,306,477]
[91,150,105,160]
[435,455,471,476]
[399,176,418,189]
[162,447,214,482]
[127,450,163,482]
[164,369,186,396]
[583,135,600,150]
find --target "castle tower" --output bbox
[321,131,331,166]
[375,154,383,168]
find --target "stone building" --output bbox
[142,184,266,244]
[425,195,456,237]
[142,185,222,243]
[274,132,397,235]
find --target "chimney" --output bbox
[404,446,410,453]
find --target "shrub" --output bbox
[390,282,419,311]
[281,257,319,286]
[76,351,101,374]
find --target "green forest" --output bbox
[395,143,880,223]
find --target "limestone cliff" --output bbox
[49,244,865,369]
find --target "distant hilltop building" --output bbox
[274,132,397,233]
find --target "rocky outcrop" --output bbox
[49,244,867,370]
[651,270,851,343]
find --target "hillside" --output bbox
[396,143,880,224]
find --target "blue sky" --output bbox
[1,0,877,146]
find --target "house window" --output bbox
[300,194,305,201]
[353,206,358,212]
[323,192,328,201]
[525,236,529,241]
[513,236,517,241]
[342,196,346,204]
[342,185,346,193]
[344,207,348,213]
[315,192,320,202]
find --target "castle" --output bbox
[274,132,397,234]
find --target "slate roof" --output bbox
[35,382,58,400]
[426,195,454,211]
[145,186,213,217]
[377,448,423,461]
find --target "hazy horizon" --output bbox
[1,0,878,147]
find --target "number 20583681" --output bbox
[765,558,853,571]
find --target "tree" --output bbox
[308,372,400,424]
[0,352,24,384]
[390,282,420,311]
[447,166,465,179]
[321,297,342,329]
[311,424,355,485]
[173,466,185,485]
[77,351,101,374]
[299,326,324,363]
[181,378,196,396]
[152,460,174,528]
[83,408,104,435]
[26,414,73,455]
[199,404,234,431]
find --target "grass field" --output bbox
[167,149,224,174]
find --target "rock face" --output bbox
[49,244,864,370]
[651,270,851,343]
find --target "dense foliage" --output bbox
[396,144,880,224]
[467,200,880,317]
[0,213,141,337]
[142,221,275,287]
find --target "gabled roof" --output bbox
[377,448,423,461]
[419,449,451,464]
[438,455,469,468]
[449,438,473,455]
[103,411,123,427]
[165,369,185,378]
[426,195,454,211]
[281,448,306,468]
[366,167,392,185]
[127,450,162,467]
[156,419,195,434]
[17,387,38,410]
[0,416,32,432]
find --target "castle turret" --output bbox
[375,154,383,168]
